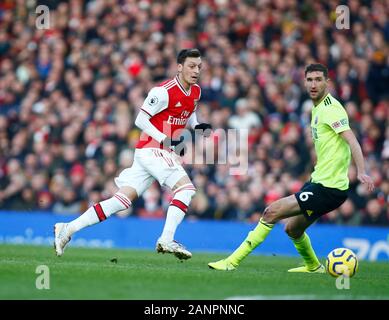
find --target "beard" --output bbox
[311,89,326,102]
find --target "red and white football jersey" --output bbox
[136,75,201,149]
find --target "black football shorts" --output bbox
[295,182,348,221]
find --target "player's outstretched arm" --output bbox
[340,129,375,192]
[135,110,167,143]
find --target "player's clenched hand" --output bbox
[195,123,212,137]
[357,173,375,192]
[162,136,186,156]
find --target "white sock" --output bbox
[159,186,196,242]
[67,192,131,236]
[160,207,185,242]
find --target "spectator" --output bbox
[52,186,83,215]
[362,199,388,226]
[335,199,362,226]
[0,0,387,226]
[227,98,262,130]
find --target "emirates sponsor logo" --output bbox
[167,115,188,125]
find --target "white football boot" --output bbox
[54,223,71,257]
[156,238,192,260]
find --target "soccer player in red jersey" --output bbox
[54,49,212,260]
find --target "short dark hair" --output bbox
[177,48,201,64]
[305,63,328,79]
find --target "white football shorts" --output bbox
[114,148,188,196]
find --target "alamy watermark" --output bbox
[35,265,50,290]
[140,127,249,175]
[335,5,350,30]
[335,265,350,290]
[35,5,50,30]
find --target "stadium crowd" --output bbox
[0,0,388,226]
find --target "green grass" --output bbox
[0,244,388,300]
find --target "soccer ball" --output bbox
[326,248,358,277]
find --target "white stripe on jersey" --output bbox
[163,80,174,87]
[163,80,176,90]
[164,83,176,91]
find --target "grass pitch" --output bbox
[0,244,388,300]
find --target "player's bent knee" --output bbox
[173,185,196,206]
[169,187,196,215]
[118,186,138,202]
[262,206,278,224]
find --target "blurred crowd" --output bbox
[0,0,388,226]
